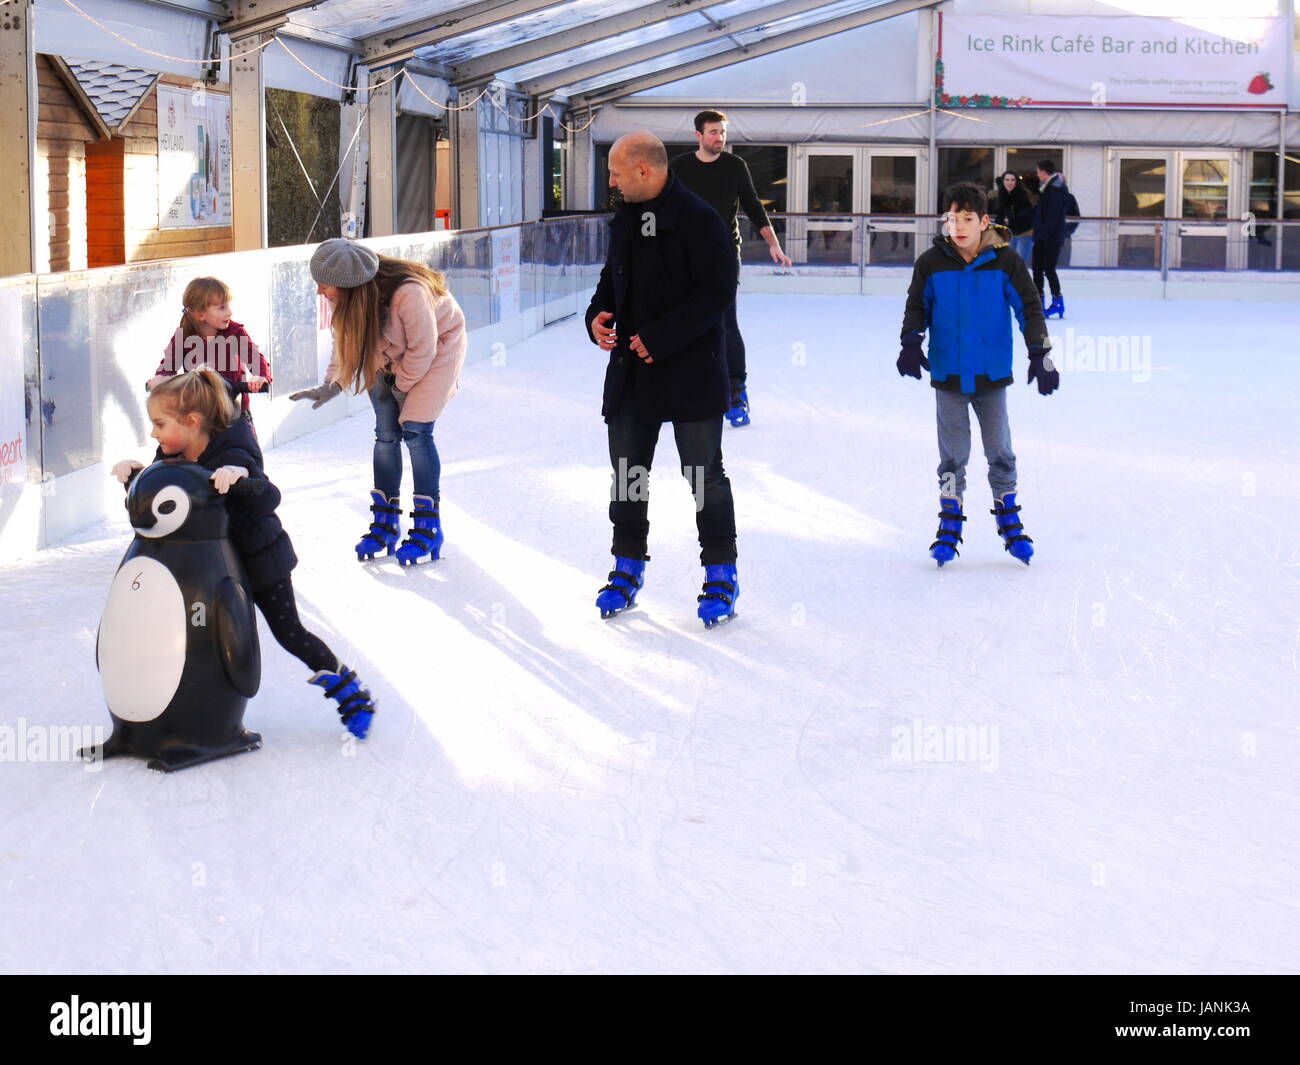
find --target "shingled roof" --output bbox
[56,58,158,136]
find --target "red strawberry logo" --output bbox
[1247,73,1273,95]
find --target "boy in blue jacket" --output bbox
[898,182,1059,566]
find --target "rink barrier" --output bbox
[737,214,1300,298]
[5,212,1299,558]
[0,216,610,560]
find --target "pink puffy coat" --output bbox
[328,280,467,423]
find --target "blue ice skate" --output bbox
[308,666,376,739]
[930,496,967,567]
[356,489,401,561]
[697,564,739,628]
[597,557,646,619]
[395,494,443,566]
[1045,295,1065,319]
[991,492,1034,564]
[726,388,750,428]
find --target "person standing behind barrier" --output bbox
[1032,160,1073,320]
[289,239,467,567]
[669,109,792,428]
[993,171,1034,264]
[587,132,742,628]
[147,276,272,430]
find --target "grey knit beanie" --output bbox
[310,238,379,288]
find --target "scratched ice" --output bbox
[1,294,1296,973]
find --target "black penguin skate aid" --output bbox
[86,463,263,772]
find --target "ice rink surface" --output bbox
[1,293,1297,974]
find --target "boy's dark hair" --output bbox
[1038,159,1059,175]
[694,109,727,132]
[944,181,988,218]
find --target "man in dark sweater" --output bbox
[670,109,792,428]
[585,131,743,628]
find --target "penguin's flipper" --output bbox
[214,577,261,699]
[146,732,263,772]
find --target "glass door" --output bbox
[1109,151,1168,269]
[866,151,922,264]
[1176,152,1238,270]
[794,146,928,267]
[797,148,858,264]
[1109,150,1245,269]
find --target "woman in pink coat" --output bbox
[291,239,467,565]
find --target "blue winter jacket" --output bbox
[901,228,1050,395]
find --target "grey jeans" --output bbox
[935,386,1017,499]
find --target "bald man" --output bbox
[585,131,743,628]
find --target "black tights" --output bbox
[252,577,337,674]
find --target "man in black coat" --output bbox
[585,131,741,623]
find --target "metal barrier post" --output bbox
[859,216,866,294]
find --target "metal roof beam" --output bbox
[517,0,851,97]
[360,0,574,70]
[222,0,331,40]
[449,0,731,85]
[574,0,941,106]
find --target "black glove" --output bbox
[288,381,343,409]
[1027,346,1059,396]
[897,335,929,379]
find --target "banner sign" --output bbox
[157,85,233,228]
[491,228,521,321]
[0,287,25,487]
[936,14,1290,109]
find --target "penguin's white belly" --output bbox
[99,556,187,722]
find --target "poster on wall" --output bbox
[157,85,232,228]
[937,14,1290,109]
[0,287,27,488]
[492,228,521,322]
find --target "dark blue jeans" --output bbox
[607,409,737,565]
[370,374,440,501]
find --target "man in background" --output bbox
[670,110,792,428]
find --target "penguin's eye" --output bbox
[138,484,191,539]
